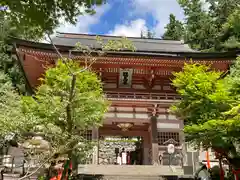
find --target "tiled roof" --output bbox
[52,33,196,53]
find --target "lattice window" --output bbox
[157,132,180,146]
[80,130,92,141]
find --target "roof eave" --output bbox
[9,37,239,59]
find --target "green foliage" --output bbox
[178,0,218,51]
[227,57,240,99]
[22,60,108,153]
[221,7,240,50]
[171,57,240,168]
[99,36,137,51]
[177,0,240,51]
[0,72,32,136]
[171,63,230,125]
[140,29,155,39]
[1,0,106,35]
[0,13,44,94]
[162,14,184,41]
[0,34,135,175]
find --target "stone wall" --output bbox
[98,141,136,165]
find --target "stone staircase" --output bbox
[77,165,193,180]
[78,165,183,176]
[77,174,166,180]
[76,174,193,180]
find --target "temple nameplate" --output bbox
[119,68,133,88]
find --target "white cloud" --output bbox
[131,0,210,37]
[108,19,147,37]
[131,0,185,37]
[57,3,111,34]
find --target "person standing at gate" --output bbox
[121,148,127,165]
[158,152,163,165]
[127,151,130,165]
[117,153,121,165]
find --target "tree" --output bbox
[207,0,240,51]
[206,0,239,29]
[140,29,155,39]
[178,0,240,51]
[178,0,218,51]
[0,72,28,137]
[221,7,240,50]
[1,0,106,36]
[147,29,155,39]
[0,11,52,94]
[171,58,240,169]
[0,0,108,88]
[0,14,31,94]
[162,14,184,41]
[0,37,136,179]
[21,60,109,174]
[171,62,231,126]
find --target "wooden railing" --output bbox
[105,92,180,101]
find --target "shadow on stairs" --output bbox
[77,165,194,180]
[75,174,194,180]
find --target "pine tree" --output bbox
[162,14,184,41]
[140,28,155,39]
[178,0,240,51]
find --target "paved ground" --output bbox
[78,165,184,176]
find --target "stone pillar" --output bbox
[150,116,158,165]
[3,174,21,180]
[92,128,99,164]
[179,129,187,166]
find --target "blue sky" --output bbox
[57,0,185,38]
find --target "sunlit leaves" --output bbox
[171,58,240,168]
[171,63,230,124]
[96,36,136,52]
[22,60,108,152]
[0,72,34,136]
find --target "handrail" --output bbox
[105,91,180,100]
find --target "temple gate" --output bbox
[11,33,236,168]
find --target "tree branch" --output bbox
[17,155,53,180]
[66,74,76,134]
[47,33,74,75]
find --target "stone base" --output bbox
[3,173,21,180]
[183,166,194,175]
[78,165,184,176]
[2,173,38,180]
[75,174,194,180]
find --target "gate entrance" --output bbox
[98,136,143,165]
[98,123,151,165]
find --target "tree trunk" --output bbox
[61,74,76,180]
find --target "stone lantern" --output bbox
[21,133,50,179]
[163,139,178,166]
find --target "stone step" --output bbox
[76,174,194,180]
[99,175,164,180]
[78,165,184,176]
